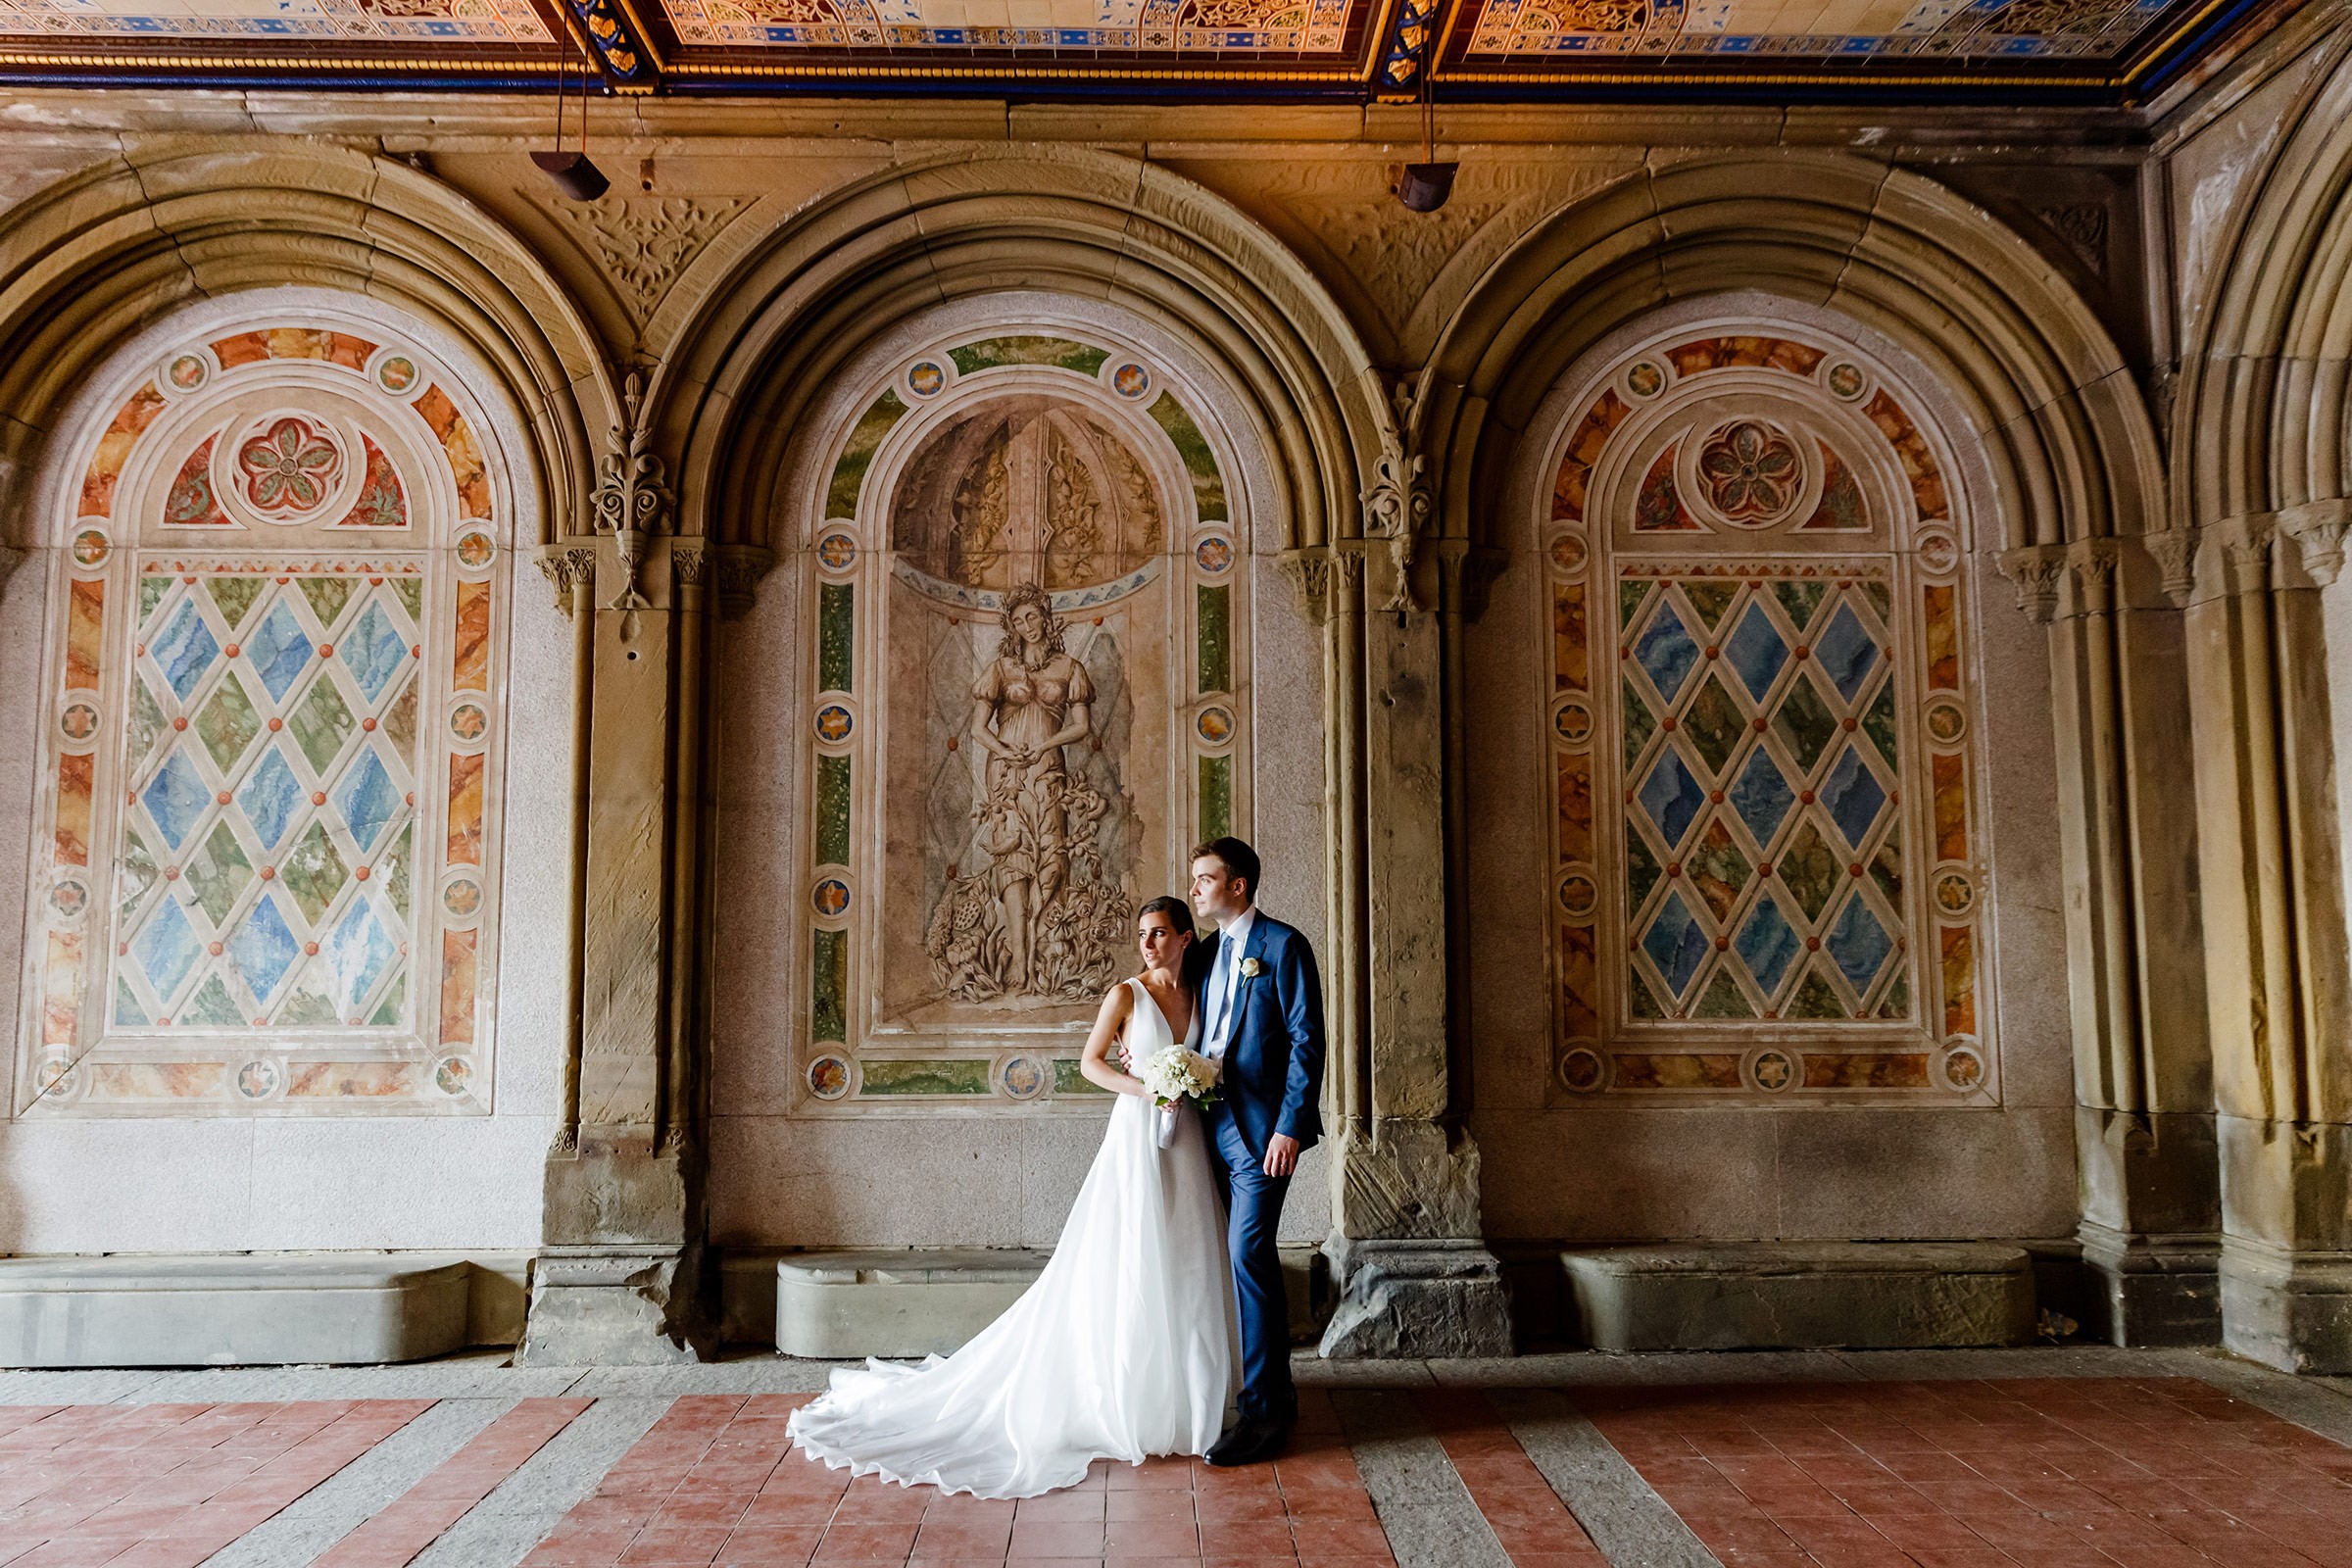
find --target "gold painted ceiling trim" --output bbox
[686,58,1373,81]
[0,50,568,73]
[1440,66,2115,87]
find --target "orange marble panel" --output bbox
[65,577,105,687]
[1922,584,1958,690]
[286,1062,416,1097]
[452,578,491,690]
[41,931,80,1046]
[88,1062,225,1100]
[1608,1053,1744,1089]
[1557,752,1592,862]
[1933,752,1968,861]
[1551,389,1633,521]
[54,754,93,867]
[1940,924,1977,1036]
[444,413,491,517]
[415,383,461,441]
[1666,335,1826,378]
[1801,1052,1930,1089]
[1554,581,1588,691]
[439,928,478,1045]
[1560,925,1596,1037]
[447,752,484,865]
[211,331,272,368]
[1864,390,1947,520]
[77,382,166,518]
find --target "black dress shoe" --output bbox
[1204,1416,1288,1467]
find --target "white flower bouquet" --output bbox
[1136,1043,1219,1149]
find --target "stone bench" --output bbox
[0,1253,475,1367]
[772,1246,1329,1358]
[1561,1243,2035,1351]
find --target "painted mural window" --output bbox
[800,335,1243,1107]
[1544,333,1989,1102]
[18,322,509,1113]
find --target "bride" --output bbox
[786,896,1240,1497]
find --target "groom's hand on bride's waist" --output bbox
[1262,1133,1298,1178]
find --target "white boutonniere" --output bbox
[1240,956,1266,978]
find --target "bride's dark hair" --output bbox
[1137,895,1195,939]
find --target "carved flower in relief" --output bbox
[1697,420,1802,523]
[236,416,343,514]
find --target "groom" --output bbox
[1188,836,1325,1468]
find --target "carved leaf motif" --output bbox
[546,195,754,325]
[1248,163,1544,327]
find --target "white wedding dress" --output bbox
[786,978,1240,1497]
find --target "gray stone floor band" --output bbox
[1328,1389,1510,1568]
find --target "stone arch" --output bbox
[654,146,1394,564]
[1420,151,2165,561]
[2175,30,2352,530]
[0,145,612,556]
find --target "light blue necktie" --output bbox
[1210,934,1240,1051]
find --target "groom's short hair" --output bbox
[1192,836,1259,903]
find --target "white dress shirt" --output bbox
[1203,906,1257,1058]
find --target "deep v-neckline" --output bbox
[1136,977,1193,1046]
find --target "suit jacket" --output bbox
[1194,911,1326,1158]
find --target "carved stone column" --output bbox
[1305,453,1513,1358]
[521,377,710,1364]
[2000,535,2218,1345]
[2180,506,2352,1372]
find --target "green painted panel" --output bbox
[815,754,852,866]
[818,583,855,694]
[859,1058,995,1096]
[811,927,848,1044]
[1200,755,1232,843]
[825,390,907,519]
[947,336,1108,376]
[1198,585,1230,695]
[1054,1058,1108,1095]
[1148,393,1228,522]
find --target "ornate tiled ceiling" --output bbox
[0,0,2293,99]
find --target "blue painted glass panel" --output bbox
[1633,604,1700,705]
[1728,748,1795,848]
[245,599,314,704]
[228,892,301,1005]
[333,746,403,853]
[150,599,220,703]
[340,601,409,703]
[131,895,202,1002]
[1820,747,1887,848]
[140,748,212,852]
[1723,601,1788,702]
[324,901,397,1016]
[1640,890,1710,1000]
[1637,747,1707,850]
[238,746,304,850]
[1813,601,1880,703]
[1825,895,1892,992]
[1735,893,1802,995]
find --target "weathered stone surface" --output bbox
[0,1254,470,1367]
[772,1246,1330,1357]
[519,1249,704,1367]
[1320,1239,1514,1359]
[1561,1243,2035,1351]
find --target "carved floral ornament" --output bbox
[1696,419,1804,524]
[235,416,344,514]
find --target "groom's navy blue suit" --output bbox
[1195,910,1324,1427]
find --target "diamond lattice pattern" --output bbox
[113,569,422,1031]
[1620,573,1909,1023]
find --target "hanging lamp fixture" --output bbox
[532,13,611,202]
[1395,39,1457,213]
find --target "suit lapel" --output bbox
[1230,915,1271,1045]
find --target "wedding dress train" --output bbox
[786,978,1240,1497]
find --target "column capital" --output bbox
[534,543,599,613]
[1361,447,1433,613]
[591,369,674,612]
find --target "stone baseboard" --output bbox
[2219,1239,2352,1374]
[0,1253,477,1367]
[1319,1238,1514,1359]
[2077,1223,2221,1347]
[1561,1243,2036,1351]
[767,1246,1329,1358]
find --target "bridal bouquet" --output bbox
[1136,1044,1219,1149]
